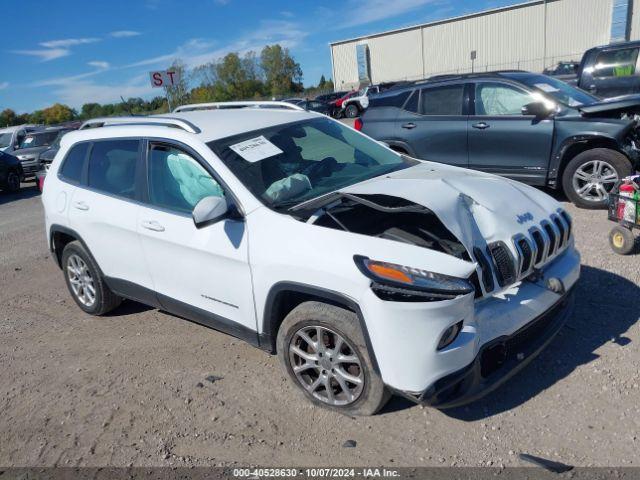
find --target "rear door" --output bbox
[67,138,155,295]
[467,81,553,184]
[586,45,640,97]
[395,83,469,167]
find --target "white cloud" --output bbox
[214,0,230,5]
[88,61,110,69]
[281,10,294,17]
[0,82,8,90]
[337,0,438,28]
[126,20,307,70]
[12,48,70,62]
[109,30,142,38]
[53,77,154,108]
[40,37,100,48]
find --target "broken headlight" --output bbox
[354,255,474,301]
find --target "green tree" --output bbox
[80,103,104,119]
[0,109,18,127]
[318,74,327,88]
[42,103,76,124]
[260,44,303,97]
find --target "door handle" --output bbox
[472,122,490,130]
[141,220,165,232]
[401,122,417,129]
[72,201,89,211]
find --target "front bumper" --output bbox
[418,288,574,408]
[19,158,40,176]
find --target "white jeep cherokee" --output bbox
[42,101,580,416]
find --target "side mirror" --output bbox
[192,196,228,228]
[522,101,553,118]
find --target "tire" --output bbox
[562,148,633,209]
[61,241,122,315]
[277,301,390,416]
[3,170,21,192]
[345,104,360,119]
[609,226,636,255]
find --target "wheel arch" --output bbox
[552,135,629,188]
[260,282,380,373]
[49,224,103,276]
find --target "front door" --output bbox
[467,81,554,185]
[136,141,257,336]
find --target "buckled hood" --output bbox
[340,162,563,256]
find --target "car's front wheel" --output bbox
[562,148,633,209]
[345,104,360,118]
[277,301,389,416]
[3,170,21,192]
[62,241,122,315]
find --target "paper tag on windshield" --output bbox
[534,83,559,93]
[229,135,283,163]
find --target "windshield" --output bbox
[209,117,416,209]
[18,131,60,149]
[0,133,13,149]
[516,74,597,107]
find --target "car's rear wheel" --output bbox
[62,241,122,315]
[277,301,389,416]
[345,104,359,118]
[4,170,21,192]
[562,148,633,209]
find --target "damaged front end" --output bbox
[290,192,479,301]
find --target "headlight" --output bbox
[354,255,474,300]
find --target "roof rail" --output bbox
[79,116,201,134]
[173,101,305,113]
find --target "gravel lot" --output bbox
[1,177,639,469]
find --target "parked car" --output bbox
[13,127,72,179]
[0,124,42,154]
[38,127,77,169]
[296,99,332,115]
[342,82,411,118]
[315,91,348,103]
[42,102,579,415]
[359,71,640,208]
[543,61,579,82]
[0,150,23,192]
[331,90,359,117]
[574,40,640,97]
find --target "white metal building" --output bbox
[330,0,639,90]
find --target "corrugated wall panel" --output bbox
[331,0,615,86]
[630,0,640,40]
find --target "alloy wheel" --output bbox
[288,325,364,406]
[572,159,618,202]
[6,172,20,191]
[66,254,96,307]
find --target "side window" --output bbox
[403,90,419,113]
[369,90,410,108]
[475,83,533,116]
[420,85,464,115]
[59,143,89,183]
[147,144,224,214]
[594,48,639,78]
[87,140,139,199]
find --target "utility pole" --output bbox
[543,0,548,70]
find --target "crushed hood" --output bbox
[579,94,640,116]
[339,162,561,255]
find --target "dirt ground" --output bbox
[0,181,639,469]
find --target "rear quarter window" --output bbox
[59,143,89,184]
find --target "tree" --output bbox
[318,74,327,88]
[260,45,303,97]
[163,60,189,110]
[42,103,76,124]
[80,103,104,119]
[0,109,18,127]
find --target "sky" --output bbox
[0,0,518,113]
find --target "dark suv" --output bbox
[359,71,640,208]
